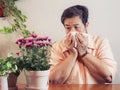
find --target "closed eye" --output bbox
[65,27,71,30]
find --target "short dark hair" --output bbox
[61,5,89,25]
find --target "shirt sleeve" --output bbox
[96,38,117,79]
[49,42,64,70]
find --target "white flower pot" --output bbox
[1,76,8,90]
[25,70,50,90]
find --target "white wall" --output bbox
[0,0,120,84]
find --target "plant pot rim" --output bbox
[24,70,50,76]
[25,69,50,72]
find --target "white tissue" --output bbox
[70,32,88,48]
[70,32,77,48]
[71,32,77,36]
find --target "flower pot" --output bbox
[0,8,4,17]
[0,2,5,17]
[25,70,50,90]
[1,76,8,90]
[8,72,19,90]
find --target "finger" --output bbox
[65,35,74,49]
[75,36,80,48]
[71,35,75,46]
[68,34,74,45]
[77,33,86,40]
[65,34,72,44]
[76,34,82,43]
[68,34,73,45]
[78,34,88,46]
[64,50,69,57]
[77,33,87,45]
[70,48,77,54]
[76,35,83,44]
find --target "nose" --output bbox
[71,27,76,32]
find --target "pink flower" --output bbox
[17,37,24,42]
[25,42,33,47]
[16,37,26,46]
[31,34,37,38]
[36,41,45,47]
[42,36,48,41]
[19,44,22,48]
[45,42,51,46]
[15,41,19,44]
[16,52,19,55]
[22,39,26,43]
[36,37,43,41]
[26,37,34,42]
[48,38,51,42]
[36,41,42,44]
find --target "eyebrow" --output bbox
[64,24,80,26]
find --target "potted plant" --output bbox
[0,0,52,89]
[0,0,19,17]
[0,0,30,37]
[16,33,52,89]
[0,54,18,90]
[0,1,5,17]
[7,58,21,90]
[0,0,30,89]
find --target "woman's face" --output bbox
[63,16,88,34]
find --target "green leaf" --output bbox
[6,62,12,68]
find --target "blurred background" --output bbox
[0,0,120,84]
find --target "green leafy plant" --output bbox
[0,0,30,76]
[16,33,52,71]
[0,0,52,73]
[0,54,18,76]
[0,0,31,37]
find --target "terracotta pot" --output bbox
[0,2,5,17]
[25,70,50,90]
[0,8,4,17]
[8,72,18,90]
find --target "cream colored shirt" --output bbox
[50,34,117,84]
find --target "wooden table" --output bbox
[17,84,120,90]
